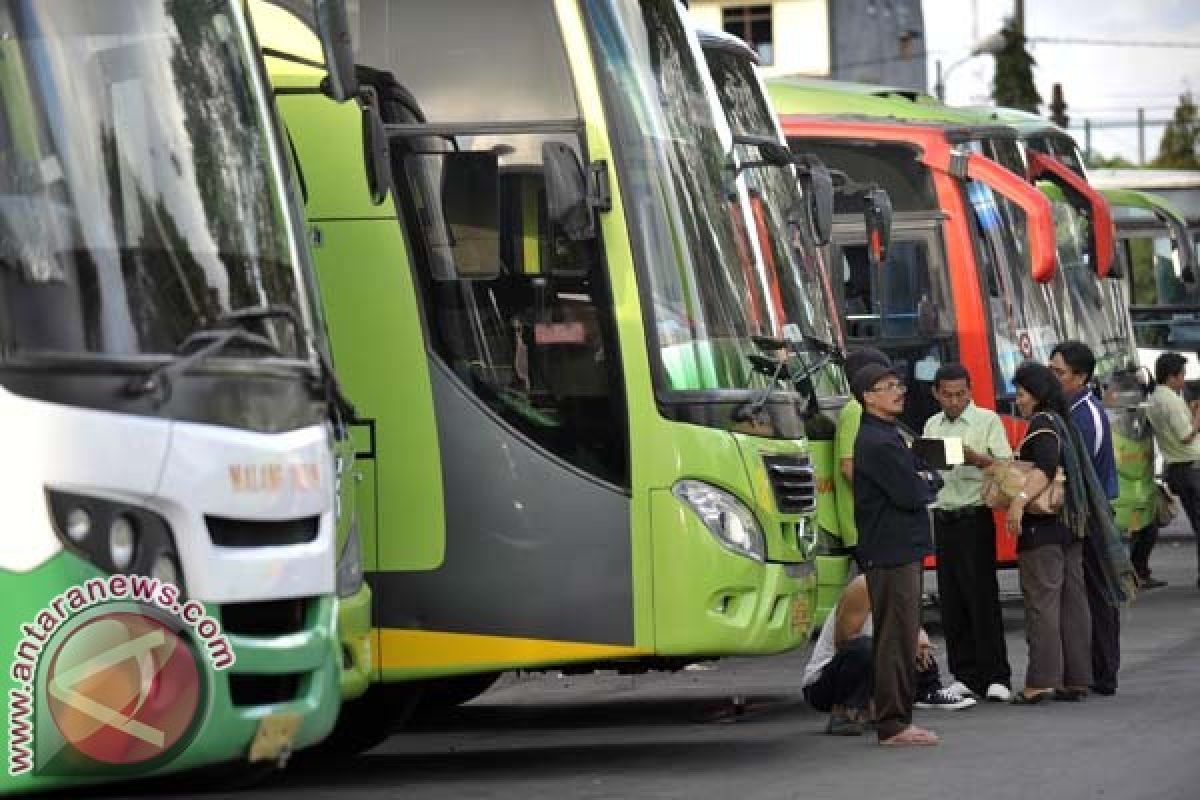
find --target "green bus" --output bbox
[258,0,828,746]
[0,0,359,793]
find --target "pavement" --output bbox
[106,535,1200,800]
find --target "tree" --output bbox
[991,17,1041,113]
[1086,151,1135,170]
[1152,91,1200,169]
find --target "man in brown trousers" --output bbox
[851,363,939,746]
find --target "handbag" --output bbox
[1153,481,1180,528]
[981,424,1065,515]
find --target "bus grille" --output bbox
[762,454,817,515]
[206,516,319,548]
[220,598,312,637]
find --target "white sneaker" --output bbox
[914,688,977,711]
[945,680,976,698]
[985,683,1012,702]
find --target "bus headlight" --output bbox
[66,509,93,542]
[109,516,137,570]
[151,553,181,587]
[672,480,766,562]
[335,516,365,598]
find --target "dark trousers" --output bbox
[1165,461,1200,578]
[933,507,1011,693]
[803,636,872,712]
[1083,525,1121,692]
[1129,524,1159,579]
[1017,540,1092,690]
[866,562,922,741]
[804,635,943,713]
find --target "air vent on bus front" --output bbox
[762,454,817,515]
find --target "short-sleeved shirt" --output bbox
[1146,385,1200,464]
[1016,413,1071,552]
[834,398,864,546]
[1068,389,1118,500]
[923,402,1012,510]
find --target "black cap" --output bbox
[844,346,891,382]
[850,363,899,403]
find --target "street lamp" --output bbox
[934,31,1007,102]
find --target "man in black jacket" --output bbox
[852,363,938,746]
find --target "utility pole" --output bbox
[1015,0,1025,33]
[1049,83,1069,129]
[1138,107,1146,165]
[1084,119,1092,162]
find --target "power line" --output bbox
[1028,36,1200,49]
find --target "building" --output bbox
[689,0,927,90]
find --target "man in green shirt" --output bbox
[922,363,1013,701]
[1146,352,1200,589]
[835,348,893,555]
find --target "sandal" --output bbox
[880,725,939,746]
[1010,690,1054,705]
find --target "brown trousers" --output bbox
[865,562,922,741]
[1017,540,1093,690]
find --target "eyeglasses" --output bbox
[867,382,907,394]
[1048,365,1070,378]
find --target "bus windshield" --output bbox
[585,0,787,394]
[0,0,309,363]
[1050,201,1134,377]
[703,44,847,396]
[966,180,1059,394]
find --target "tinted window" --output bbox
[792,140,939,213]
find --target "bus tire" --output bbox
[413,672,501,719]
[303,682,423,759]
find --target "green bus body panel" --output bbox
[274,86,446,573]
[767,78,983,123]
[1,552,339,796]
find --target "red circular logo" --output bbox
[45,611,201,766]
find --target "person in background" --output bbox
[1049,341,1121,697]
[834,347,893,564]
[1006,363,1092,705]
[852,363,938,745]
[1146,352,1200,591]
[803,576,974,736]
[923,363,1013,703]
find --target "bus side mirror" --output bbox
[796,158,833,246]
[440,151,501,279]
[360,90,392,205]
[864,187,893,269]
[543,142,597,241]
[315,0,359,102]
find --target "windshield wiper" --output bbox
[126,304,358,425]
[127,326,282,401]
[733,335,844,422]
[221,305,360,427]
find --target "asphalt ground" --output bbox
[104,532,1200,800]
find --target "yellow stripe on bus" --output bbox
[374,628,646,670]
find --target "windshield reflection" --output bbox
[0,0,306,362]
[585,0,790,394]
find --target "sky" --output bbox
[921,0,1200,164]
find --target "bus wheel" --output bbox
[413,672,501,719]
[304,682,423,759]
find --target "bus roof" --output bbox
[1089,169,1200,191]
[766,77,985,125]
